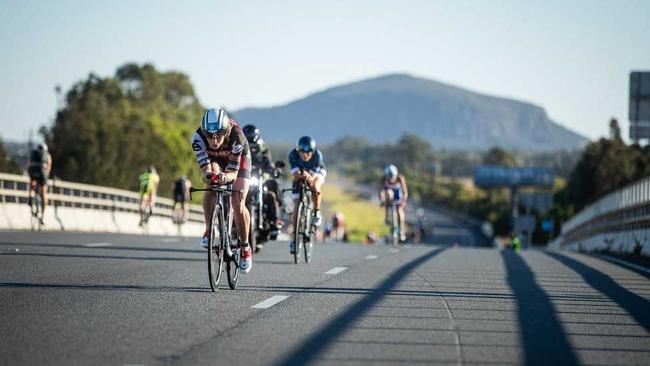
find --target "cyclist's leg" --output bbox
[232,176,251,246]
[310,174,324,211]
[202,191,216,234]
[40,180,48,216]
[397,204,406,239]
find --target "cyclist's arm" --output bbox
[46,153,52,175]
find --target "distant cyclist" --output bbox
[191,107,253,273]
[27,143,52,224]
[172,175,192,221]
[243,124,282,235]
[288,136,326,254]
[378,164,408,242]
[139,166,160,225]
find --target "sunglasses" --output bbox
[206,131,228,139]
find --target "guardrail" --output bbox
[0,172,204,223]
[551,175,650,255]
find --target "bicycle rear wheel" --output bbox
[208,204,225,292]
[227,243,240,289]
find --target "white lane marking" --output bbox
[365,255,379,260]
[595,254,650,275]
[83,242,112,247]
[252,295,289,309]
[326,267,347,275]
[161,238,177,243]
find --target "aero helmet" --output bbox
[242,124,260,143]
[201,108,230,134]
[385,164,398,178]
[297,136,316,153]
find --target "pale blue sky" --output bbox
[1,0,648,142]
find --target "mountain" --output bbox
[233,73,588,150]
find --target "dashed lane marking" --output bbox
[365,255,379,260]
[326,267,347,275]
[252,295,289,309]
[83,242,112,247]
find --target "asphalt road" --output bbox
[0,231,649,366]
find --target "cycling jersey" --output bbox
[28,149,50,185]
[383,176,404,201]
[288,149,326,177]
[191,119,252,178]
[139,172,160,195]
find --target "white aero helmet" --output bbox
[385,164,398,177]
[201,108,230,134]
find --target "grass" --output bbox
[321,182,388,243]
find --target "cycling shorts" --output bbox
[28,166,47,186]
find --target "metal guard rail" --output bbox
[0,173,204,223]
[556,175,650,246]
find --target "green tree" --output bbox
[483,147,517,167]
[43,63,205,196]
[0,138,21,174]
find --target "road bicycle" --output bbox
[29,183,43,230]
[384,201,399,247]
[190,185,241,291]
[284,170,316,264]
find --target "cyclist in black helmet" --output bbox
[243,124,282,237]
[27,143,52,224]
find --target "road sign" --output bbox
[629,71,650,141]
[541,219,554,232]
[474,166,554,188]
[515,215,536,233]
[519,192,554,213]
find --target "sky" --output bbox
[1,0,649,142]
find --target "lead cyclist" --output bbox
[191,107,253,274]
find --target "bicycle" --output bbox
[171,201,186,236]
[383,201,399,247]
[29,182,43,230]
[190,185,242,291]
[284,170,316,264]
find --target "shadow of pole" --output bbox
[273,246,447,366]
[501,251,579,366]
[545,251,650,331]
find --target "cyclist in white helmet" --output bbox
[191,107,253,274]
[378,164,408,242]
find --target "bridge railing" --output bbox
[551,175,650,255]
[0,173,204,223]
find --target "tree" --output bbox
[42,63,205,196]
[483,147,517,167]
[0,138,21,174]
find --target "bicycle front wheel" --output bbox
[227,243,240,290]
[293,200,304,264]
[208,204,225,292]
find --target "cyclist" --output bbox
[172,175,192,222]
[378,164,408,242]
[138,166,160,225]
[191,107,253,273]
[243,124,282,236]
[288,136,326,254]
[27,143,52,224]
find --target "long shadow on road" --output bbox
[501,251,579,366]
[545,251,650,331]
[273,246,447,366]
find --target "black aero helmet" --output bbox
[243,124,260,143]
[297,136,316,153]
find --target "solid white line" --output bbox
[326,267,347,275]
[83,242,112,247]
[252,295,289,309]
[365,255,379,260]
[595,254,650,275]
